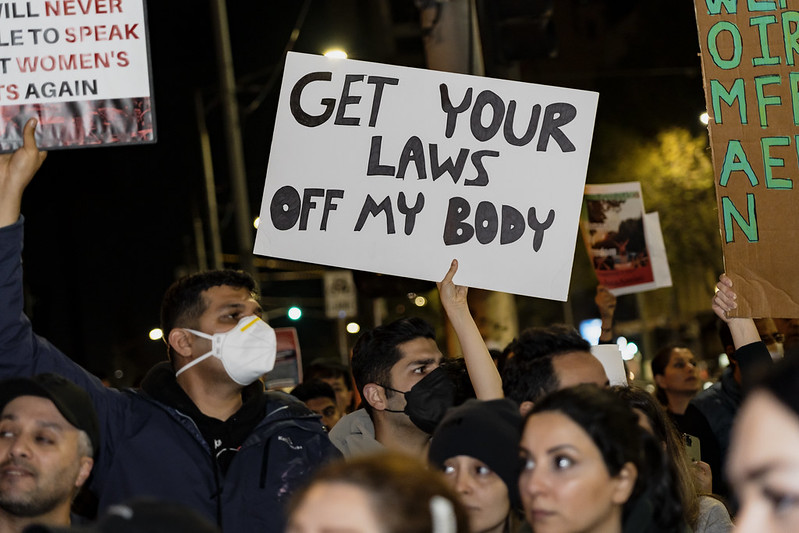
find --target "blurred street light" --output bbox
[323,49,347,59]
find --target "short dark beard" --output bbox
[0,491,63,518]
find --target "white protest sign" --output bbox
[254,52,599,300]
[590,344,628,387]
[0,0,154,151]
[644,212,672,291]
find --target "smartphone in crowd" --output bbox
[684,433,701,462]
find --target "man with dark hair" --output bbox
[304,358,355,414]
[501,324,608,415]
[329,261,502,458]
[290,381,342,431]
[0,374,98,533]
[0,121,338,533]
[330,317,442,457]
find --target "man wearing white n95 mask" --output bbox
[0,120,339,533]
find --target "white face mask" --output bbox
[175,316,277,386]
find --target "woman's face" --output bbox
[656,348,700,395]
[729,391,799,533]
[286,481,382,533]
[443,455,510,533]
[518,411,635,533]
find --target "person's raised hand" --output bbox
[595,284,617,320]
[692,460,713,494]
[0,118,48,226]
[712,273,736,323]
[437,259,467,315]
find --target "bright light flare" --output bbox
[616,336,639,361]
[149,328,163,341]
[323,49,348,59]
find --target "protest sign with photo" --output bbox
[264,327,303,391]
[0,0,155,152]
[580,182,671,296]
[254,52,599,301]
[695,0,799,317]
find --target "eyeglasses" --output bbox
[760,333,785,344]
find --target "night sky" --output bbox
[15,1,706,384]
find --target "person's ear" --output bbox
[653,374,666,389]
[362,383,387,411]
[75,457,94,489]
[168,328,194,358]
[519,401,535,417]
[611,462,637,504]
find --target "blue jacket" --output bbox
[0,217,340,532]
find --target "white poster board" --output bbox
[590,344,628,387]
[255,52,599,300]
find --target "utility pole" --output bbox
[418,0,520,350]
[209,0,255,275]
[194,91,224,271]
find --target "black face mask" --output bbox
[383,366,456,434]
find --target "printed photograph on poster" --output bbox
[581,183,657,296]
[0,0,156,152]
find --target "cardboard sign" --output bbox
[254,52,599,301]
[694,0,799,317]
[580,183,672,296]
[0,0,155,152]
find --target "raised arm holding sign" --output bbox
[438,258,503,400]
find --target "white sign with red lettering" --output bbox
[0,0,150,104]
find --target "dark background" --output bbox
[17,0,708,383]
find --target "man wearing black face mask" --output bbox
[329,260,502,458]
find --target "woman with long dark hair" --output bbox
[518,384,685,533]
[614,386,732,532]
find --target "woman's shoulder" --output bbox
[694,496,733,533]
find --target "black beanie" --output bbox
[428,398,522,507]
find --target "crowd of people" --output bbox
[0,119,797,533]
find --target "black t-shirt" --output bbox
[141,362,267,477]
